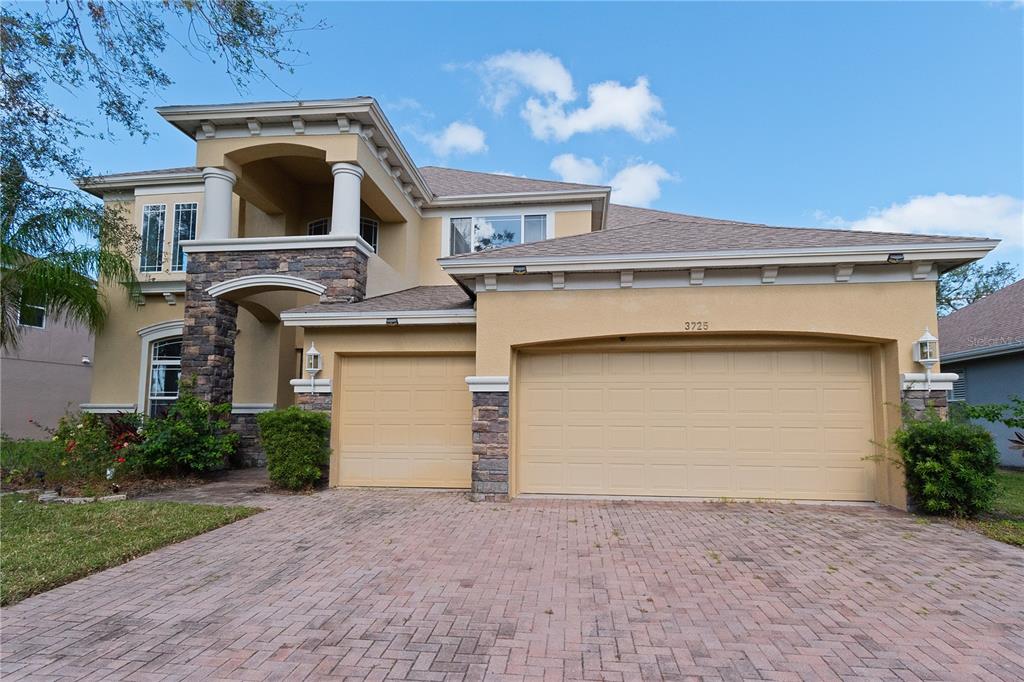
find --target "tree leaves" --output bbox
[936,261,1019,316]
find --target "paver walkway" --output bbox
[1,489,1022,681]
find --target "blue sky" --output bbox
[67,1,1023,267]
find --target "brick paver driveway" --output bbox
[2,490,1023,681]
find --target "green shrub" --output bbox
[0,438,66,486]
[135,384,236,474]
[257,407,330,490]
[893,409,1000,517]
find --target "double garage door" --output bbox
[518,348,876,501]
[336,348,876,501]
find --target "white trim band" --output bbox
[80,403,136,414]
[181,234,374,257]
[440,241,998,276]
[290,378,332,394]
[232,403,276,414]
[207,274,327,298]
[901,372,959,392]
[466,376,510,393]
[281,308,475,327]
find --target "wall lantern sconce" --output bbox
[305,342,322,393]
[913,328,939,388]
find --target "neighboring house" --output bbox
[77,97,998,508]
[939,279,1024,467]
[1,301,94,439]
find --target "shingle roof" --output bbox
[83,167,201,181]
[418,166,607,197]
[606,204,748,229]
[287,286,472,314]
[442,217,987,262]
[939,279,1024,357]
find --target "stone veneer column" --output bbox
[470,390,510,501]
[181,245,369,466]
[901,388,949,419]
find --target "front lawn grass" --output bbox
[0,495,259,605]
[952,469,1024,547]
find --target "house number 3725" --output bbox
[684,321,709,331]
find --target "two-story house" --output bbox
[78,97,997,506]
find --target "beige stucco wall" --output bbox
[416,217,449,286]
[89,293,183,405]
[473,281,938,376]
[554,210,593,238]
[472,280,937,508]
[302,325,477,487]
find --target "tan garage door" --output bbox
[518,348,876,500]
[338,355,473,488]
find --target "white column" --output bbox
[201,168,237,240]
[330,162,364,237]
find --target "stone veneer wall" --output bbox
[181,246,367,467]
[471,391,510,501]
[296,392,332,413]
[230,413,265,467]
[902,388,949,419]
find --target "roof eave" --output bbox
[438,240,999,276]
[75,170,204,197]
[941,342,1024,363]
[280,308,476,327]
[155,97,434,203]
[426,188,611,209]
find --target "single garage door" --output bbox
[338,355,474,488]
[518,348,876,500]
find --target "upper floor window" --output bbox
[306,217,379,252]
[148,337,182,417]
[171,203,198,272]
[307,217,330,236]
[360,217,379,252]
[17,296,45,329]
[140,204,166,272]
[449,214,547,255]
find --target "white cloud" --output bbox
[549,153,604,185]
[608,162,674,207]
[422,122,488,157]
[524,77,673,143]
[816,193,1024,265]
[481,50,575,113]
[478,50,672,142]
[550,154,674,207]
[850,193,1023,248]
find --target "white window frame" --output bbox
[17,299,46,329]
[360,216,379,252]
[440,209,552,254]
[171,202,198,272]
[148,337,182,417]
[140,204,167,273]
[136,320,185,413]
[306,216,379,252]
[307,217,331,236]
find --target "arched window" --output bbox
[148,337,182,416]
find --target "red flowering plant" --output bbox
[52,412,114,481]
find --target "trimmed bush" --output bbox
[257,407,330,490]
[893,409,999,517]
[135,384,237,474]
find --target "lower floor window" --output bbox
[149,337,182,417]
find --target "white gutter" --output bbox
[438,240,998,275]
[281,308,476,327]
[75,170,203,196]
[426,189,610,209]
[941,341,1024,363]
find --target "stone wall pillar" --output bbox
[470,388,510,501]
[902,388,949,419]
[181,282,238,407]
[296,390,332,414]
